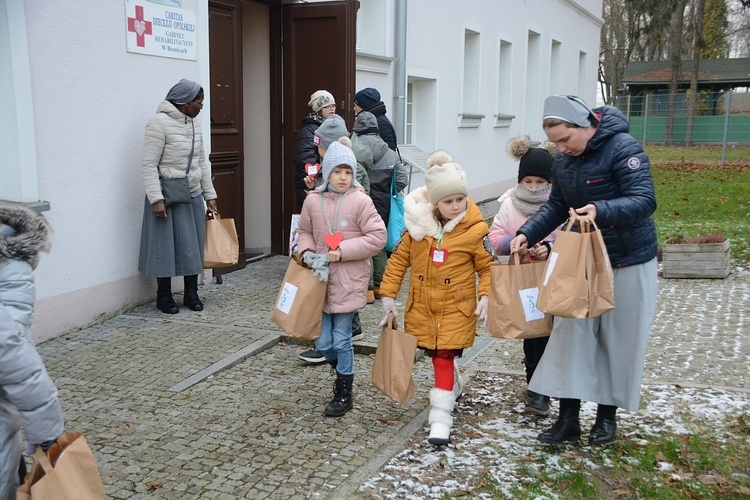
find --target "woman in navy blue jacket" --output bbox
[510,95,658,446]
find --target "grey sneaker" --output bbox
[298,348,326,363]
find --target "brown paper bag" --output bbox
[203,211,239,268]
[537,217,590,318]
[271,258,327,340]
[371,315,418,403]
[17,432,106,500]
[487,254,553,339]
[586,221,615,318]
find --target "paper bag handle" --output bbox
[386,312,398,330]
[32,446,55,474]
[508,252,533,265]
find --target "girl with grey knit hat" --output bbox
[296,139,386,417]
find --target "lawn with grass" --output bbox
[647,144,750,266]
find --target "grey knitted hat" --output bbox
[317,139,360,192]
[314,114,348,150]
[543,95,596,127]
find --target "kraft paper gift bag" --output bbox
[585,221,615,318]
[487,254,553,339]
[371,314,418,403]
[203,211,239,268]
[271,258,327,340]
[17,432,106,500]
[537,217,590,318]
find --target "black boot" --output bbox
[537,398,581,444]
[156,278,179,314]
[525,391,550,416]
[156,292,179,314]
[589,404,617,445]
[325,372,353,417]
[183,275,203,311]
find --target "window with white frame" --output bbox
[577,51,587,97]
[495,39,514,127]
[524,30,541,133]
[460,28,482,127]
[550,40,562,96]
[356,0,387,56]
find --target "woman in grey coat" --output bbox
[511,95,658,446]
[139,79,219,314]
[0,301,64,498]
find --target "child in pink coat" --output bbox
[297,139,386,417]
[489,136,558,416]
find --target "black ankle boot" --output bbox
[589,405,618,445]
[525,392,550,416]
[156,292,179,314]
[538,400,581,444]
[183,289,204,311]
[325,373,353,417]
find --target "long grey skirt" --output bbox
[528,257,657,411]
[138,195,206,277]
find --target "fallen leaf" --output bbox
[613,489,631,496]
[146,481,163,492]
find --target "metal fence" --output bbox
[612,90,750,162]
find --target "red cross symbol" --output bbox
[127,5,152,48]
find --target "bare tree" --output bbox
[665,0,687,146]
[685,0,706,146]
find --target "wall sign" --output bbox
[126,0,197,61]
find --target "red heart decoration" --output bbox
[324,232,343,250]
[305,163,320,178]
[430,247,449,268]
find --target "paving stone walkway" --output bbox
[33,202,749,498]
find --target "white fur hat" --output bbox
[424,151,468,205]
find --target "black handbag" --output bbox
[158,122,195,206]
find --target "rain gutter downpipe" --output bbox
[394,0,407,144]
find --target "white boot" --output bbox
[428,388,455,445]
[451,359,464,401]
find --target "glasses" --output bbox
[193,100,204,108]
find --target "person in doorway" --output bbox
[294,90,339,209]
[0,300,65,498]
[353,87,398,151]
[139,79,218,314]
[510,95,658,445]
[379,151,493,445]
[297,114,373,364]
[352,111,408,302]
[297,140,386,417]
[488,136,559,416]
[0,203,52,344]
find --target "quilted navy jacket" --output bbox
[518,107,658,268]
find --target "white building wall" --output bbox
[356,0,603,202]
[14,0,209,341]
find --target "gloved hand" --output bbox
[379,297,398,327]
[474,295,489,329]
[302,251,330,282]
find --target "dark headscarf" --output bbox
[165,79,201,105]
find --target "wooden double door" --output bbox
[209,0,356,260]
